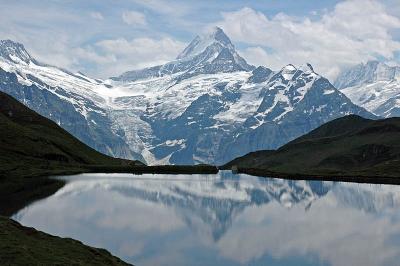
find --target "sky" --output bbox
[0,0,399,80]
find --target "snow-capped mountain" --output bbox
[0,28,375,165]
[335,60,400,117]
[0,39,143,161]
[113,27,254,82]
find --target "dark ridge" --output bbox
[222,115,400,180]
[0,216,132,265]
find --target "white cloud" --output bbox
[77,37,186,77]
[90,12,104,20]
[217,196,400,266]
[130,0,190,17]
[122,10,147,26]
[215,0,400,79]
[0,1,185,78]
[1,0,398,81]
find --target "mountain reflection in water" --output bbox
[13,172,400,266]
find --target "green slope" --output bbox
[223,115,400,179]
[0,216,131,266]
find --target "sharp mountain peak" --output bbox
[176,26,234,60]
[0,39,34,64]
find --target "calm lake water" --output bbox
[12,171,400,266]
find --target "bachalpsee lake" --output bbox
[12,171,400,266]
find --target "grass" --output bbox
[0,216,132,265]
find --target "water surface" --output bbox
[13,172,400,266]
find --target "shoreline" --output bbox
[0,216,132,266]
[235,167,400,185]
[1,164,218,217]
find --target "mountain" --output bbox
[223,115,400,178]
[0,40,143,162]
[0,28,376,165]
[335,60,400,117]
[0,40,38,64]
[112,27,254,82]
[215,64,375,163]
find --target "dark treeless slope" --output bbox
[0,216,131,266]
[0,91,143,216]
[223,115,400,180]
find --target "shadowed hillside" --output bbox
[0,217,132,266]
[223,115,400,179]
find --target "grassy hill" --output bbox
[223,115,400,181]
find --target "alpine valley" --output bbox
[0,27,387,165]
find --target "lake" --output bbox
[12,171,400,266]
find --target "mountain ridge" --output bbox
[0,28,378,165]
[112,26,254,82]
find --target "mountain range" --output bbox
[0,27,397,165]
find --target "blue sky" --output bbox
[1,0,399,79]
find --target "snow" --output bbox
[212,74,260,123]
[0,52,326,163]
[336,61,400,117]
[118,71,251,120]
[9,54,28,65]
[281,64,297,80]
[316,104,327,112]
[323,89,335,95]
[177,26,231,60]
[0,39,346,165]
[340,79,400,116]
[165,139,185,146]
